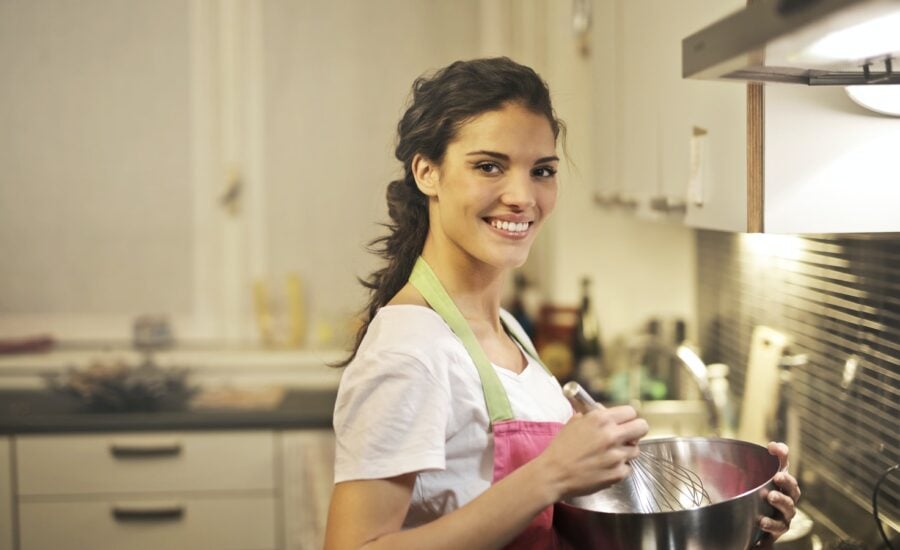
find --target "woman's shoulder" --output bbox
[386,282,428,308]
[356,304,459,362]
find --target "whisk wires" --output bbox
[629,450,712,513]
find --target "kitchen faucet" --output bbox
[674,344,723,436]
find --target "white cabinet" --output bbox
[589,0,620,206]
[6,429,334,550]
[757,85,900,233]
[0,437,12,550]
[14,431,280,550]
[618,0,662,218]
[613,0,746,224]
[603,0,900,233]
[658,0,747,230]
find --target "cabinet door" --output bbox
[619,0,662,218]
[0,437,12,550]
[657,0,749,231]
[591,0,620,205]
[281,430,335,550]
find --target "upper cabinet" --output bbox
[597,0,900,234]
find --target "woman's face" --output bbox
[418,102,559,271]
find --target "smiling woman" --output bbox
[323,58,797,550]
[325,59,634,550]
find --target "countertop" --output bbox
[0,388,337,434]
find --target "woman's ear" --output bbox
[412,153,439,197]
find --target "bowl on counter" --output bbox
[555,437,780,550]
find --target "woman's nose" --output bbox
[500,171,537,208]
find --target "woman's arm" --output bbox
[325,406,649,550]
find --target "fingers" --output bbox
[760,471,801,540]
[617,417,650,444]
[760,514,789,538]
[774,471,801,504]
[581,407,648,445]
[767,441,790,470]
[606,405,639,424]
[767,489,796,523]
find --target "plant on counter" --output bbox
[43,358,196,412]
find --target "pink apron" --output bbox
[410,258,564,550]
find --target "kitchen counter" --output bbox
[0,388,337,434]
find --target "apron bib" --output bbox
[409,257,563,550]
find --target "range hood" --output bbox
[683,0,900,85]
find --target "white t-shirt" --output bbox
[333,305,572,527]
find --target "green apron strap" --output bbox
[409,257,515,423]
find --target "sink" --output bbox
[637,399,712,438]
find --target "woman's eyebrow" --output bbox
[466,150,509,161]
[466,150,559,165]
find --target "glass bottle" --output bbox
[573,277,605,397]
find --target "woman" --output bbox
[325,57,799,549]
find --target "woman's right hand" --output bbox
[535,406,649,501]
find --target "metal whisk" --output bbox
[562,381,712,513]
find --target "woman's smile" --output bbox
[484,217,533,239]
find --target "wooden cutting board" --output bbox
[738,326,789,445]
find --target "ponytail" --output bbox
[334,174,428,367]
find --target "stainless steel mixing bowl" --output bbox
[554,437,781,550]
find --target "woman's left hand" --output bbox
[757,442,802,547]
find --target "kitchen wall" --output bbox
[0,0,698,347]
[0,0,486,343]
[697,230,900,530]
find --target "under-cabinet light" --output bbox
[804,10,900,61]
[845,84,900,116]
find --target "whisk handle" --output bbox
[562,381,605,414]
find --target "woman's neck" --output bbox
[420,243,507,333]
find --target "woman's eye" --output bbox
[476,162,501,174]
[533,166,557,178]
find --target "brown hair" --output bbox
[336,57,564,367]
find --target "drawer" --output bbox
[18,495,277,550]
[16,431,275,496]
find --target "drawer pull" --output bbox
[112,502,185,522]
[109,440,182,458]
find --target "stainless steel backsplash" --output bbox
[696,230,899,534]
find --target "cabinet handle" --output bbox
[594,192,639,210]
[109,439,182,458]
[649,195,687,215]
[112,502,185,522]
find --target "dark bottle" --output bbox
[509,272,536,341]
[573,277,605,397]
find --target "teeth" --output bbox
[490,219,529,233]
